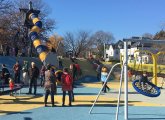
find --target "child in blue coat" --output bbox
[101,67,110,93]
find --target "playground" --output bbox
[0,1,165,120]
[0,79,165,120]
[0,54,165,120]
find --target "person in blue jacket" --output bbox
[101,66,110,93]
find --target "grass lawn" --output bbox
[62,58,97,76]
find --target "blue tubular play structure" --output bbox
[20,1,58,66]
[28,12,48,62]
[132,80,161,97]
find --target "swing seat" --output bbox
[132,79,161,97]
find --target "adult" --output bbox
[44,65,56,107]
[40,64,46,87]
[69,63,77,102]
[70,63,77,81]
[5,46,10,56]
[28,62,39,95]
[74,62,81,78]
[15,46,19,57]
[13,61,21,83]
[58,58,63,70]
[12,47,15,56]
[22,61,29,85]
[96,63,102,81]
[1,64,10,84]
[27,46,31,57]
[61,68,73,106]
[21,48,26,57]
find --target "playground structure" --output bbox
[117,39,165,120]
[120,49,165,86]
[20,1,58,66]
[0,84,23,96]
[0,1,60,96]
[133,50,164,85]
[0,2,165,120]
[89,39,165,120]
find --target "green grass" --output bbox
[128,63,165,74]
[17,57,97,76]
[62,58,97,76]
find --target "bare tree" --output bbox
[142,33,153,39]
[63,31,92,57]
[0,0,13,15]
[75,31,91,57]
[48,34,63,51]
[64,32,76,55]
[14,0,56,36]
[90,30,115,57]
[0,0,14,46]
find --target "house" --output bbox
[104,37,154,63]
[86,48,98,59]
[104,41,122,61]
[120,37,154,64]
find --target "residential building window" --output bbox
[106,54,108,58]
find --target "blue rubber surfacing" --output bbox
[1,75,165,120]
[1,86,165,120]
[0,106,165,120]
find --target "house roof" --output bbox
[131,42,153,47]
[105,37,154,49]
[105,40,124,49]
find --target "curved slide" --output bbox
[132,80,161,97]
[28,12,58,66]
[28,13,47,62]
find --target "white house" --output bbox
[120,37,153,64]
[104,37,154,63]
[104,40,122,61]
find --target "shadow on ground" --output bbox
[78,75,99,83]
[0,110,32,115]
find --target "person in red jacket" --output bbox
[13,61,21,83]
[74,62,81,78]
[61,68,73,106]
[9,78,14,96]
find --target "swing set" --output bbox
[129,49,165,97]
[89,39,165,120]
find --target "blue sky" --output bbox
[44,0,165,40]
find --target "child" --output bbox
[139,71,150,89]
[55,70,63,86]
[61,68,73,106]
[128,69,133,81]
[9,78,14,96]
[101,67,110,93]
